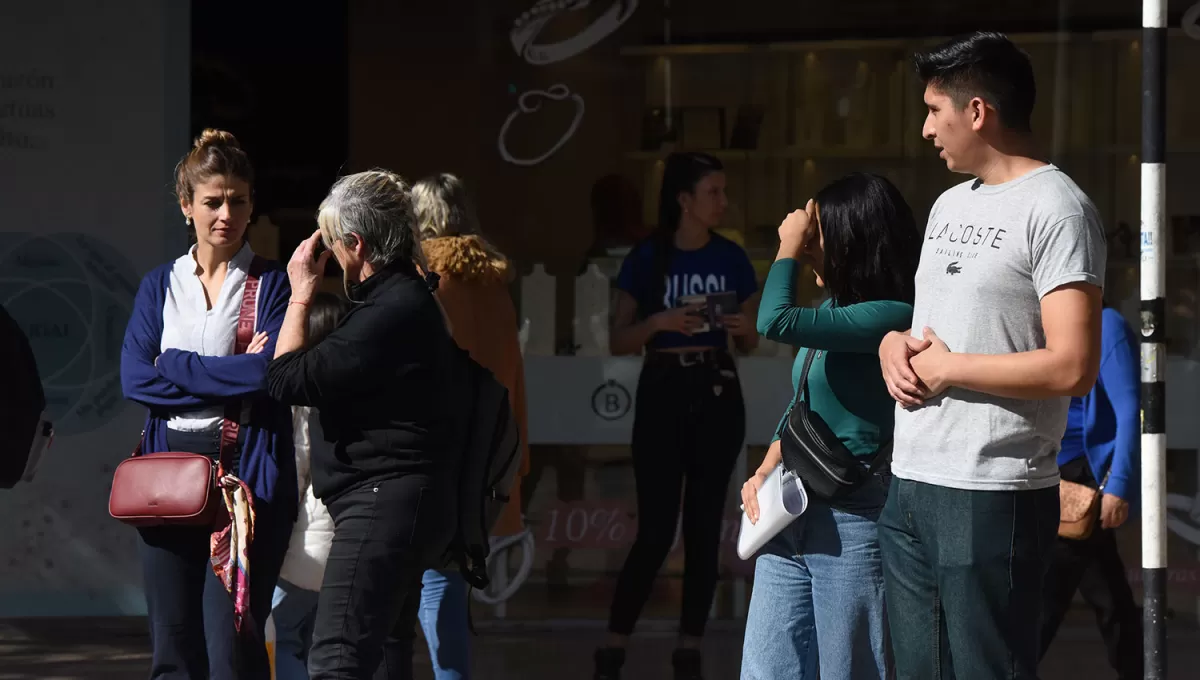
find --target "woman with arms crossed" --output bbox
[120,129,296,679]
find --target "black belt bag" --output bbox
[779,348,891,503]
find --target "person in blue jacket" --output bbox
[1039,304,1142,679]
[119,129,296,680]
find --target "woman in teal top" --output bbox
[739,173,921,680]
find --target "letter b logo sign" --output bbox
[591,380,631,421]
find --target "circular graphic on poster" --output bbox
[0,233,139,435]
[591,379,631,421]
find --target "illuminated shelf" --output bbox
[623,147,909,161]
[618,28,1196,58]
[623,146,1200,162]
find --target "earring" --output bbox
[185,215,192,226]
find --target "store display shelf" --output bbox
[618,28,1196,58]
[623,147,911,162]
[624,146,1200,163]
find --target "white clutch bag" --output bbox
[736,464,808,560]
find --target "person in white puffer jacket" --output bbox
[270,292,345,680]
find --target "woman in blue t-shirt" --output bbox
[596,152,760,680]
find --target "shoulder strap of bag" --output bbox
[780,348,817,426]
[217,255,265,475]
[798,348,818,404]
[793,346,894,468]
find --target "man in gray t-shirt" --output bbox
[893,167,1106,489]
[876,33,1106,680]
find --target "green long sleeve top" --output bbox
[757,258,914,457]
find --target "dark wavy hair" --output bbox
[814,173,921,306]
[648,152,724,312]
[913,31,1036,132]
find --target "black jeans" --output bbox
[608,350,746,638]
[878,477,1059,680]
[306,474,456,680]
[1039,458,1143,679]
[137,428,292,680]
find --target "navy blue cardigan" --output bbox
[119,258,297,509]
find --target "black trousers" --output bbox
[137,428,292,680]
[306,474,456,680]
[608,350,746,638]
[1039,457,1143,680]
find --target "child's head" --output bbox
[306,292,348,349]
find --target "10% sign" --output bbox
[536,501,744,557]
[540,502,634,547]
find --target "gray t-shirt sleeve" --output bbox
[1031,213,1106,298]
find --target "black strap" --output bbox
[798,348,818,405]
[777,348,816,451]
[788,347,893,473]
[778,348,816,425]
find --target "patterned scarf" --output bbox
[210,472,256,635]
[207,254,263,636]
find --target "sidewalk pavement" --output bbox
[1,617,1195,679]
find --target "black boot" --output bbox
[594,647,626,680]
[672,648,704,680]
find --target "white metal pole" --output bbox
[1141,2,1168,678]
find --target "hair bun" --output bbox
[194,128,241,152]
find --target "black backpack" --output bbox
[0,304,52,489]
[446,346,523,590]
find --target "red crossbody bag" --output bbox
[109,257,264,526]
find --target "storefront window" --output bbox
[347,2,1200,627]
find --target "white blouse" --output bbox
[160,243,255,432]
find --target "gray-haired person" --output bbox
[267,170,466,679]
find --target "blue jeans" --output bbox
[419,569,471,680]
[740,474,891,680]
[271,579,320,680]
[877,477,1059,680]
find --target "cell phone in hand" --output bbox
[707,291,738,329]
[312,238,327,262]
[679,294,711,333]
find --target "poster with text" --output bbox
[0,0,189,616]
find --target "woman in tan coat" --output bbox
[414,173,530,680]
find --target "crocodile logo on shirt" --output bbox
[946,261,963,275]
